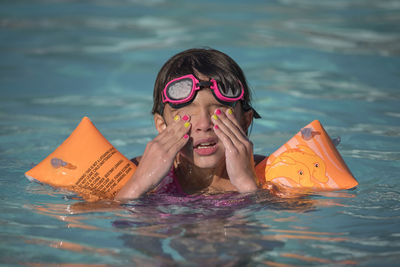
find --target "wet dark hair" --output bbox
[152,48,258,117]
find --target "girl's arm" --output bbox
[115,116,191,201]
[211,108,258,193]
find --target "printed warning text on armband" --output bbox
[75,147,132,195]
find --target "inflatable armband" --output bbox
[25,117,136,201]
[255,120,358,190]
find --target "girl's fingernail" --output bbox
[183,134,189,139]
[174,115,180,121]
[227,108,233,115]
[215,109,221,115]
[212,114,218,120]
[182,115,189,121]
[214,125,219,130]
[184,122,190,128]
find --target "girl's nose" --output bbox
[194,109,213,133]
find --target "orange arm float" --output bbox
[25,117,136,201]
[255,120,358,190]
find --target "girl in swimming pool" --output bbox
[116,48,265,200]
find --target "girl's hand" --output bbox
[115,115,191,200]
[211,109,258,193]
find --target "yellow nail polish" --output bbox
[212,114,218,120]
[184,122,190,128]
[174,115,180,121]
[227,109,233,115]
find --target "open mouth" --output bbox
[194,142,217,149]
[193,139,218,156]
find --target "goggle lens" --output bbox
[166,78,193,100]
[218,83,239,98]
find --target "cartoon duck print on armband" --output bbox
[265,125,333,188]
[265,144,328,187]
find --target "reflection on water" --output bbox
[17,190,362,265]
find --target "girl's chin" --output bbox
[179,152,224,169]
[193,158,221,169]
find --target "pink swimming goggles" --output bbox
[162,74,244,107]
[161,74,261,118]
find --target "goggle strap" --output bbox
[242,100,262,119]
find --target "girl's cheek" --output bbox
[176,107,192,118]
[213,105,230,114]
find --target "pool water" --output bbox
[1,0,400,266]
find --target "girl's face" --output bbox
[155,74,253,169]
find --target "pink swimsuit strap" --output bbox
[151,167,186,196]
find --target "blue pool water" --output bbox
[1,0,400,266]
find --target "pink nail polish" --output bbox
[214,125,219,130]
[182,115,189,121]
[183,134,189,139]
[215,109,221,115]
